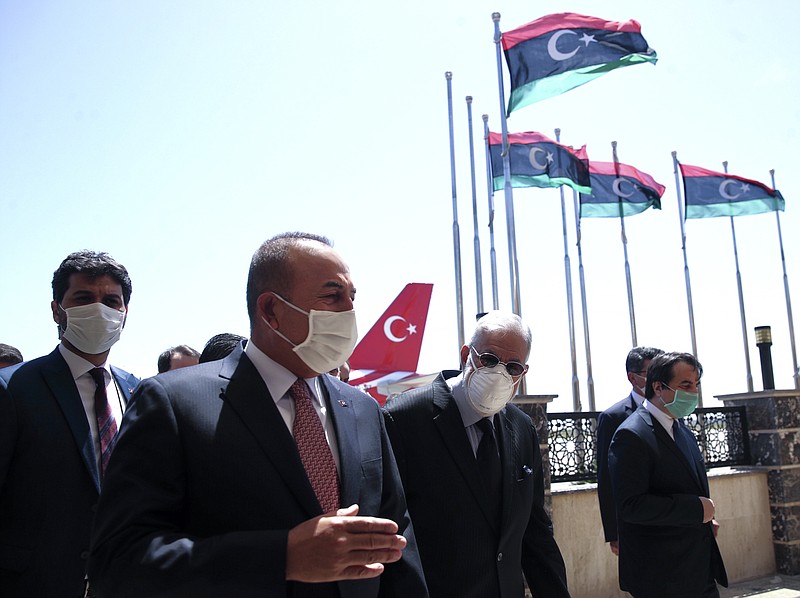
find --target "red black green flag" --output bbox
[488,131,591,194]
[502,13,657,114]
[679,164,785,219]
[579,161,664,218]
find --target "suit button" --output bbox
[497,552,503,562]
[91,503,98,513]
[80,551,89,560]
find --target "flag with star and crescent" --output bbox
[679,163,785,219]
[579,160,664,218]
[502,12,657,114]
[488,130,591,194]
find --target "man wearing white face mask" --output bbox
[0,250,139,597]
[595,346,663,556]
[89,232,428,598]
[609,352,728,598]
[383,311,570,598]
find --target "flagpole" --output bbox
[672,151,702,406]
[612,141,638,346]
[769,169,800,389]
[446,72,466,355]
[466,96,485,317]
[572,186,595,410]
[483,114,500,310]
[722,161,754,392]
[492,12,522,317]
[555,128,582,411]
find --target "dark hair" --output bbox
[0,343,23,366]
[245,232,332,322]
[625,346,664,374]
[157,345,200,373]
[199,333,246,363]
[52,251,132,305]
[645,352,703,399]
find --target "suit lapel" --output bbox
[645,411,706,494]
[42,349,101,492]
[110,366,138,407]
[321,376,359,508]
[219,350,321,516]
[496,409,515,534]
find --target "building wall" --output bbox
[551,467,775,598]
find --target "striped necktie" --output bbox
[89,367,118,478]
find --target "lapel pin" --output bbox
[522,465,532,476]
[338,400,348,407]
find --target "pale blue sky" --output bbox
[2,0,798,412]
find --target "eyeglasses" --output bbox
[470,346,527,377]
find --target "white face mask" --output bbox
[464,352,518,416]
[265,293,358,374]
[60,302,126,354]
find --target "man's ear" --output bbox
[459,344,470,368]
[51,300,60,325]
[258,292,279,329]
[626,371,637,386]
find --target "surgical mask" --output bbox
[266,293,358,374]
[660,384,699,419]
[59,303,126,354]
[631,373,647,396]
[464,352,518,416]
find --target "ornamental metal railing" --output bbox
[547,407,750,483]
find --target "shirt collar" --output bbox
[644,397,674,434]
[244,340,322,406]
[631,388,646,406]
[58,343,109,382]
[448,372,485,428]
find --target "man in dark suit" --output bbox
[0,250,138,597]
[383,311,569,598]
[609,352,728,598]
[595,346,663,555]
[89,232,427,598]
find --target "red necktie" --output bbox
[290,378,340,513]
[89,367,118,478]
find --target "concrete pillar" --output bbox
[719,389,800,574]
[512,395,556,515]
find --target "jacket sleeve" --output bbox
[595,409,619,542]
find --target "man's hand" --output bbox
[711,518,720,538]
[699,497,715,523]
[609,540,619,556]
[286,504,407,583]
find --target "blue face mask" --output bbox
[660,384,699,418]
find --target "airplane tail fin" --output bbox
[348,283,433,373]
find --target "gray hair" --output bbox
[470,311,532,359]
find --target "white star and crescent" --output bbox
[529,147,553,170]
[547,30,597,62]
[612,178,635,198]
[719,179,746,200]
[383,315,418,343]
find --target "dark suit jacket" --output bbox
[595,393,637,543]
[609,407,728,598]
[0,347,138,597]
[88,344,427,598]
[383,373,569,598]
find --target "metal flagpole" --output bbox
[554,128,581,411]
[483,114,500,310]
[466,96,485,317]
[770,169,799,389]
[572,187,595,410]
[612,141,638,347]
[671,151,702,405]
[445,72,465,355]
[492,12,522,317]
[722,161,754,392]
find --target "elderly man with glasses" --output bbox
[382,311,570,598]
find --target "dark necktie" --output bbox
[476,417,502,528]
[89,367,118,478]
[290,378,340,513]
[672,419,701,482]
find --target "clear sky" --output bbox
[2,0,798,413]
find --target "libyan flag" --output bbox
[502,12,657,114]
[679,163,785,219]
[579,161,664,218]
[488,131,591,195]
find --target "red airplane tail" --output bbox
[348,283,433,373]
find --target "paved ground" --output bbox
[720,575,800,598]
